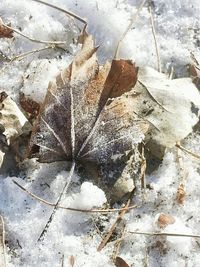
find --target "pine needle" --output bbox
[129,231,200,239]
[114,0,146,59]
[148,1,162,72]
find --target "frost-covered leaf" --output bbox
[28,31,148,199]
[131,67,200,158]
[115,256,130,267]
[29,32,148,166]
[0,17,13,38]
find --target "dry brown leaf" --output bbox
[0,92,31,168]
[115,256,130,267]
[176,183,186,204]
[157,213,175,229]
[19,93,40,120]
[28,31,148,186]
[0,17,13,38]
[188,63,200,90]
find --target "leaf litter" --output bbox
[0,0,200,266]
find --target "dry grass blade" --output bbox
[148,1,162,72]
[12,179,136,213]
[175,143,200,162]
[114,0,146,59]
[129,231,200,238]
[2,23,66,45]
[97,190,135,251]
[31,0,87,26]
[10,45,56,62]
[0,215,6,267]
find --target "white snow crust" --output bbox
[0,0,200,266]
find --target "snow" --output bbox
[0,0,200,266]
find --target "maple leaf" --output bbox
[0,17,13,38]
[28,32,148,169]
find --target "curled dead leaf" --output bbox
[0,17,13,38]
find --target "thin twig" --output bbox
[175,143,200,162]
[141,144,146,189]
[129,231,200,239]
[31,0,87,26]
[0,215,6,267]
[12,179,136,213]
[10,45,55,62]
[112,223,126,261]
[148,2,161,72]
[2,23,66,45]
[97,190,135,251]
[114,0,146,59]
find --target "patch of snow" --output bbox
[0,0,200,266]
